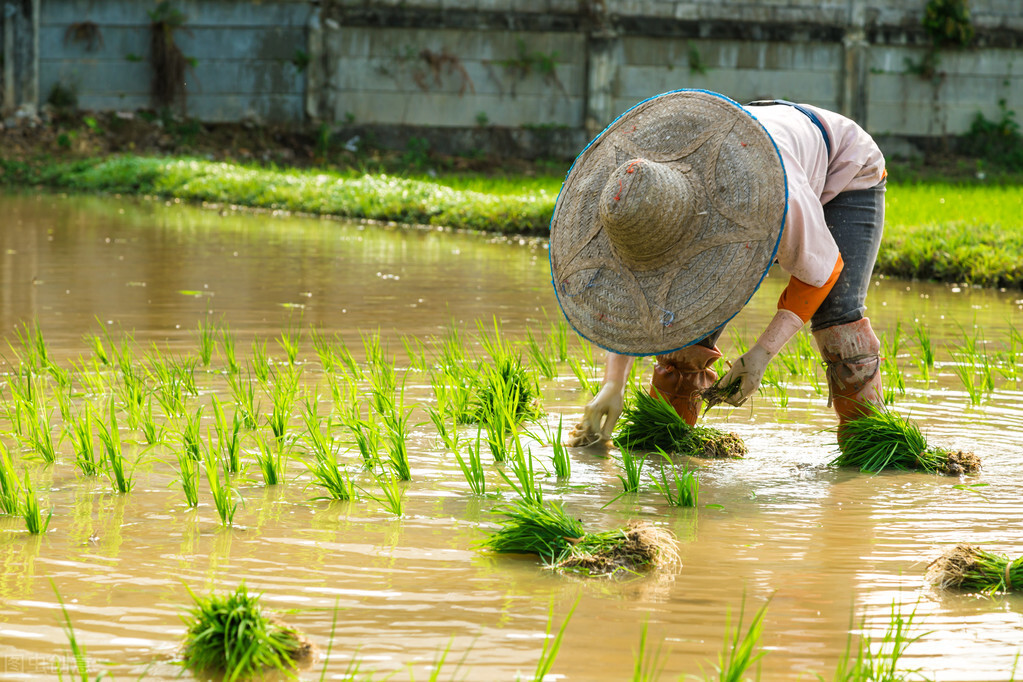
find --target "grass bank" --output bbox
[2,154,1021,287]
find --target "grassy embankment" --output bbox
[1,155,1021,287]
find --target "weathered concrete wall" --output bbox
[38,0,309,123]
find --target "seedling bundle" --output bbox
[927,544,1023,594]
[830,403,981,475]
[482,497,679,577]
[614,389,747,459]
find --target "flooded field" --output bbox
[0,191,1022,681]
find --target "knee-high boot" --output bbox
[649,346,722,426]
[812,317,884,443]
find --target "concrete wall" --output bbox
[34,0,310,123]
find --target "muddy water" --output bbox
[1,192,1022,681]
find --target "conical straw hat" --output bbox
[549,89,787,356]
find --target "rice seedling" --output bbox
[181,405,205,461]
[632,620,669,682]
[276,321,303,367]
[702,597,769,682]
[251,340,271,383]
[175,446,201,508]
[950,354,984,406]
[649,449,699,508]
[12,320,51,373]
[500,430,544,504]
[119,358,150,428]
[567,355,601,397]
[22,470,52,534]
[483,497,679,576]
[616,390,747,459]
[254,432,288,486]
[374,375,415,482]
[927,544,1023,595]
[226,369,259,430]
[181,582,312,682]
[830,402,981,475]
[138,395,162,445]
[83,331,110,366]
[147,353,187,418]
[53,584,93,682]
[617,444,645,494]
[881,329,906,402]
[401,334,431,372]
[549,318,570,363]
[26,410,58,464]
[0,441,21,514]
[54,379,74,425]
[331,333,362,379]
[367,469,406,516]
[220,326,241,375]
[427,405,461,452]
[831,602,925,682]
[525,328,556,380]
[74,356,110,397]
[431,369,474,425]
[310,326,336,373]
[69,404,102,476]
[546,415,572,479]
[211,396,242,474]
[913,321,935,376]
[265,366,301,442]
[96,400,134,493]
[197,317,217,368]
[532,598,578,681]
[453,427,487,495]
[470,355,542,425]
[341,403,381,470]
[203,446,240,526]
[301,398,356,500]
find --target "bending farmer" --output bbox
[549,89,887,446]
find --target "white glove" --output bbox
[717,309,804,406]
[566,380,625,446]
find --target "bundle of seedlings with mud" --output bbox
[613,389,746,459]
[181,583,313,681]
[482,498,679,577]
[927,543,1023,595]
[831,403,981,475]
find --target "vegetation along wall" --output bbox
[4,1,1021,158]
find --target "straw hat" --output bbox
[549,89,788,356]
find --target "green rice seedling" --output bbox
[53,380,74,425]
[331,333,362,380]
[138,395,162,445]
[649,449,699,507]
[881,330,906,401]
[367,469,406,516]
[0,441,21,514]
[431,369,474,425]
[83,331,110,366]
[632,620,669,682]
[325,371,355,417]
[549,318,570,363]
[220,326,240,375]
[470,355,542,424]
[69,404,102,476]
[181,405,205,461]
[703,597,769,682]
[380,387,414,481]
[22,470,51,534]
[927,543,1023,595]
[226,369,259,430]
[427,405,461,452]
[500,428,544,504]
[26,411,58,464]
[175,447,200,508]
[831,402,981,475]
[950,353,984,406]
[203,446,239,526]
[543,415,572,479]
[73,356,109,397]
[616,390,747,459]
[96,400,134,493]
[181,583,312,681]
[400,334,431,372]
[831,602,924,682]
[301,398,356,500]
[482,497,679,576]
[913,321,935,370]
[453,427,487,495]
[196,317,217,368]
[12,320,51,373]
[617,444,645,494]
[211,396,242,474]
[795,331,823,395]
[251,340,271,384]
[532,599,578,681]
[254,433,288,486]
[265,366,301,442]
[310,326,336,373]
[277,320,303,367]
[567,355,601,397]
[525,328,556,380]
[116,359,148,429]
[53,584,93,682]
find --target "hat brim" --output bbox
[549,89,788,356]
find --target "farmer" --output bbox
[549,89,887,446]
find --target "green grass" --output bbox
[181,583,310,682]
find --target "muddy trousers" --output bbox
[651,182,887,429]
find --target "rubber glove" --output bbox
[717,309,804,406]
[566,353,634,447]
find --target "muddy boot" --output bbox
[813,318,883,445]
[649,345,723,426]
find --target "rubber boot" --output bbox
[649,345,722,426]
[812,317,883,444]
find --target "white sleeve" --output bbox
[776,165,841,287]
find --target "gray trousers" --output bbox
[698,180,886,348]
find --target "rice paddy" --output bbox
[1,194,1022,680]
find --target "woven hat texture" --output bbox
[549,89,787,356]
